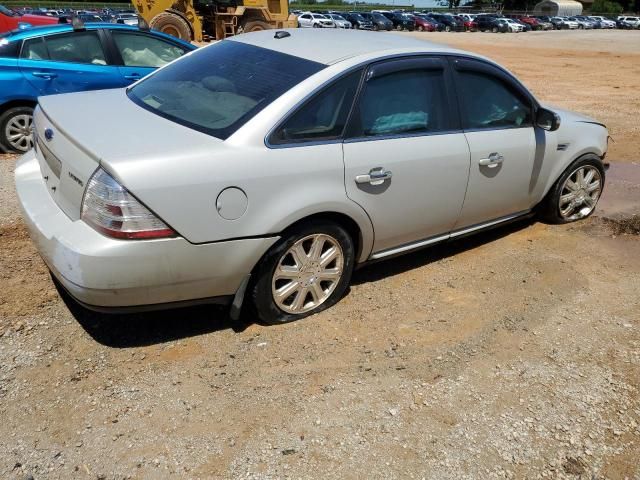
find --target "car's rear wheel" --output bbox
[539,155,605,224]
[249,222,355,325]
[0,106,34,154]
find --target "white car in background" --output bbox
[589,16,616,28]
[568,16,594,29]
[553,17,579,29]
[617,16,640,28]
[297,12,335,28]
[325,13,352,29]
[504,18,524,32]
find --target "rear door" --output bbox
[342,57,471,256]
[106,30,191,85]
[450,57,538,230]
[18,30,121,95]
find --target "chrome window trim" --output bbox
[264,52,541,150]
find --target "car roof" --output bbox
[1,22,194,48]
[230,29,457,65]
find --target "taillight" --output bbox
[81,168,176,240]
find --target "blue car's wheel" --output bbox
[0,106,34,154]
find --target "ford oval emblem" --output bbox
[44,128,54,141]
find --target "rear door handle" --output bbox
[478,152,504,168]
[31,71,57,79]
[123,73,141,80]
[355,167,393,186]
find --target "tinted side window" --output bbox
[112,31,187,67]
[350,68,450,138]
[21,37,49,60]
[457,71,532,130]
[270,69,362,145]
[46,32,106,65]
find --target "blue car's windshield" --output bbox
[128,41,325,140]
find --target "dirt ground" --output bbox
[1,30,639,480]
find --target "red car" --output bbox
[511,15,542,30]
[0,5,59,34]
[413,15,437,32]
[461,18,478,31]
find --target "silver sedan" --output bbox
[15,29,608,324]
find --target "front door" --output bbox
[342,57,471,256]
[450,57,538,230]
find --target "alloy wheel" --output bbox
[5,113,33,152]
[558,165,602,221]
[271,234,344,314]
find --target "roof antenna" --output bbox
[274,31,291,39]
[138,16,150,31]
[70,15,85,31]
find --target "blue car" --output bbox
[0,22,195,152]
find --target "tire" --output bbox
[150,12,191,40]
[243,20,271,32]
[0,106,34,154]
[418,25,424,31]
[249,221,355,325]
[492,26,498,33]
[538,154,605,224]
[445,25,451,32]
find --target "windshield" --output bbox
[352,14,365,21]
[0,5,18,16]
[128,41,324,140]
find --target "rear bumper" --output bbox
[15,151,278,310]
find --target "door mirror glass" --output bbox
[535,107,561,131]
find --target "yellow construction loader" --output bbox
[132,0,297,42]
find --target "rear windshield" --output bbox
[127,41,325,140]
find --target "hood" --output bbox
[545,105,605,127]
[21,13,59,24]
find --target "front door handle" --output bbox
[355,167,393,186]
[31,71,57,79]
[479,152,504,168]
[123,73,141,80]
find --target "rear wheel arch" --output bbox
[277,212,366,264]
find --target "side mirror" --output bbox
[536,107,561,131]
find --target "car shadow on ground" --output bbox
[65,217,536,349]
[351,216,536,284]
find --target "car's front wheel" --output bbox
[250,222,355,324]
[539,155,605,224]
[0,106,34,154]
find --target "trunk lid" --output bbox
[35,88,221,220]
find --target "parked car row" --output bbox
[292,9,640,33]
[0,4,139,35]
